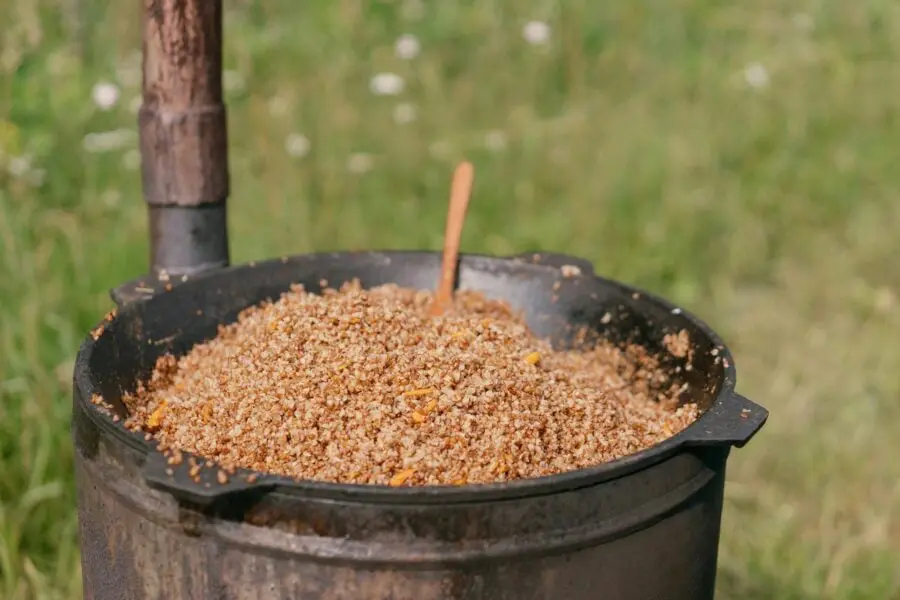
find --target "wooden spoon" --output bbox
[430,161,475,316]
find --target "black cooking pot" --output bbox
[72,250,767,600]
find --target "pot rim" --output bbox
[73,250,767,506]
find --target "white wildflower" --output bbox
[522,21,551,46]
[267,95,291,117]
[484,130,508,152]
[743,63,770,89]
[393,103,417,125]
[284,133,311,158]
[7,155,31,178]
[394,34,421,60]
[369,73,405,96]
[2,152,42,187]
[92,82,120,111]
[347,153,374,174]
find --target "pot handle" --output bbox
[142,448,275,507]
[681,393,768,448]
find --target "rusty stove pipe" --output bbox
[139,0,229,277]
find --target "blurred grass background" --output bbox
[1,0,899,598]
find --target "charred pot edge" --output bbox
[109,251,593,308]
[509,251,596,276]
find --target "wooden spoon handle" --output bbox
[431,161,475,316]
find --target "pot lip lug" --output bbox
[677,393,768,449]
[142,450,277,508]
[76,249,768,506]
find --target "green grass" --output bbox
[2,0,899,598]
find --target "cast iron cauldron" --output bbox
[77,2,768,596]
[73,250,768,600]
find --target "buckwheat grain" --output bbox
[122,281,698,486]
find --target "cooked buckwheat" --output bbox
[122,280,698,486]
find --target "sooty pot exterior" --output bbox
[72,251,767,600]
